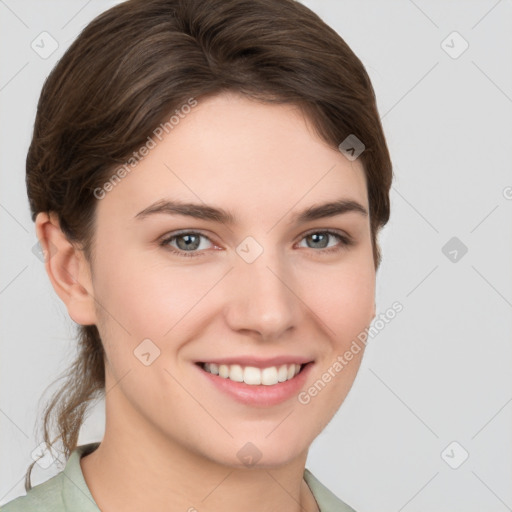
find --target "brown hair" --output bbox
[24,0,393,490]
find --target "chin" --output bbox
[217,434,309,470]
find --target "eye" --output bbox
[159,229,354,258]
[296,230,354,254]
[159,231,215,258]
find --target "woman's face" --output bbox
[80,91,376,467]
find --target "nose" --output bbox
[223,249,301,340]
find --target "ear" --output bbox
[35,211,97,326]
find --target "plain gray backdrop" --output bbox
[1,1,511,511]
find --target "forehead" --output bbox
[95,92,368,225]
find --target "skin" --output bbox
[36,91,376,512]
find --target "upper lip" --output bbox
[196,356,314,369]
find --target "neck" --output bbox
[80,384,319,512]
[80,436,319,512]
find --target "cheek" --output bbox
[93,248,218,340]
[297,262,374,428]
[93,237,375,354]
[303,255,374,408]
[305,255,376,341]
[92,252,196,402]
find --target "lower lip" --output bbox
[195,362,314,407]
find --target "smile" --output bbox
[194,357,315,406]
[199,362,303,386]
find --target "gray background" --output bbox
[1,1,511,511]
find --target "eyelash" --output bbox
[159,229,354,258]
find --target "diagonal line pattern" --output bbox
[0,62,29,92]
[471,265,512,308]
[471,396,512,439]
[0,266,28,295]
[471,0,503,30]
[470,205,499,233]
[369,368,439,438]
[104,368,132,396]
[406,265,438,298]
[61,0,93,30]
[265,409,295,438]
[0,202,29,232]
[0,0,29,28]
[264,470,311,512]
[472,471,512,511]
[398,472,440,511]
[392,185,439,233]
[381,62,439,120]
[0,474,27,504]
[62,471,98,507]
[472,61,512,104]
[163,367,234,438]
[407,0,439,28]
[200,469,235,502]
[0,408,29,438]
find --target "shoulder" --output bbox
[1,442,101,512]
[1,472,65,512]
[304,468,358,512]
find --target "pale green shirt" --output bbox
[1,442,356,512]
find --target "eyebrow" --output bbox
[133,198,368,224]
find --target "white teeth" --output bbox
[218,364,229,378]
[277,364,288,382]
[202,362,303,385]
[244,366,262,385]
[230,364,244,382]
[261,366,278,385]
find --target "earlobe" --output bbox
[35,211,97,326]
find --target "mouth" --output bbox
[195,361,312,386]
[194,359,315,406]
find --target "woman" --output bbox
[3,0,392,510]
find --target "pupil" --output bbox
[178,234,199,250]
[309,233,327,248]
